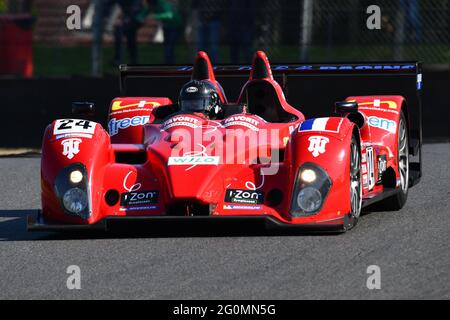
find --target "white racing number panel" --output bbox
[53,119,97,135]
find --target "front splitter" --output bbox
[27,210,346,233]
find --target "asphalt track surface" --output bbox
[0,143,449,300]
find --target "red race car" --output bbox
[28,51,422,232]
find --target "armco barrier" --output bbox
[0,68,448,148]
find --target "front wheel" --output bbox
[345,134,362,230]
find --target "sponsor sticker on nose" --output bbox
[168,156,220,166]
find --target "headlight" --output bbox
[69,170,83,184]
[290,163,332,217]
[297,187,322,212]
[63,188,88,214]
[54,163,91,219]
[300,169,316,183]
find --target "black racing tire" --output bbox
[344,133,362,231]
[376,111,409,211]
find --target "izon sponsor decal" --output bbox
[225,189,264,204]
[120,190,159,206]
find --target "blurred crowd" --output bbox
[105,0,258,65]
[1,0,446,77]
[0,0,32,13]
[0,0,262,65]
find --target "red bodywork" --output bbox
[35,51,413,232]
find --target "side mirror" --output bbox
[335,101,358,114]
[72,102,95,116]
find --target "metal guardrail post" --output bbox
[92,0,104,76]
[300,0,313,62]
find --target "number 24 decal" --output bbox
[53,119,96,135]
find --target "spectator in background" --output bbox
[192,0,226,64]
[229,0,256,64]
[1,0,34,13]
[110,0,145,65]
[145,0,182,64]
[400,0,422,43]
[0,0,6,13]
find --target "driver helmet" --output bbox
[178,80,222,119]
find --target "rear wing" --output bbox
[119,62,422,184]
[119,62,422,94]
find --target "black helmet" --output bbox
[178,80,222,119]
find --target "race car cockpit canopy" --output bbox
[238,51,303,123]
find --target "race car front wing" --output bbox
[27,210,347,233]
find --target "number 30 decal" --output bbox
[53,119,96,135]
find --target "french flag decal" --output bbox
[299,117,343,133]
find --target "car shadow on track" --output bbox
[0,210,344,241]
[0,210,49,241]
